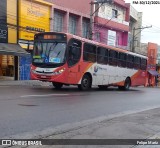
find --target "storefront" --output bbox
[16,0,52,80]
[0,43,29,80]
[0,0,27,80]
[1,0,52,80]
[18,0,52,45]
[147,65,159,86]
[146,42,159,87]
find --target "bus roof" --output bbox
[70,34,147,59]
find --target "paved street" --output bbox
[0,81,160,142]
[25,107,160,148]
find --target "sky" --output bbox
[125,0,160,44]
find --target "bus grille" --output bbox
[36,75,51,80]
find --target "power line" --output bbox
[132,26,152,52]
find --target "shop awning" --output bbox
[148,70,160,76]
[0,43,30,56]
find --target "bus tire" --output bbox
[118,78,131,90]
[52,82,63,89]
[124,77,131,90]
[78,74,92,90]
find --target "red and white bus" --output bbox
[30,32,147,90]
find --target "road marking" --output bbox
[20,94,70,98]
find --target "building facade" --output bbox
[146,42,158,87]
[140,43,148,56]
[93,0,130,49]
[47,0,138,50]
[156,45,160,86]
[0,0,52,80]
[0,0,27,80]
[129,5,142,53]
[157,46,160,68]
[46,0,91,38]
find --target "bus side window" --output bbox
[109,50,118,66]
[127,55,134,69]
[118,52,126,68]
[83,43,96,63]
[134,57,141,69]
[68,39,82,67]
[97,47,108,65]
[141,58,147,70]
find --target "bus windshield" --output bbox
[33,41,67,65]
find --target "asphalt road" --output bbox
[0,85,160,138]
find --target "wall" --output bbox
[18,0,52,80]
[94,24,128,47]
[157,45,160,65]
[146,42,158,86]
[97,3,128,25]
[130,4,138,20]
[0,0,16,77]
[46,0,91,15]
[7,0,17,43]
[129,4,142,53]
[140,43,147,55]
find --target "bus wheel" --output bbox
[118,78,131,90]
[52,82,63,89]
[78,74,91,90]
[124,78,131,90]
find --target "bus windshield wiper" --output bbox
[47,42,58,57]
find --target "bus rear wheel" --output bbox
[52,82,63,89]
[118,78,131,90]
[78,74,92,90]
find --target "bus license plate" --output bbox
[41,75,46,78]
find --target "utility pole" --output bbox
[89,1,94,40]
[89,0,112,40]
[132,25,152,52]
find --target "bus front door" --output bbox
[67,64,81,84]
[67,39,82,84]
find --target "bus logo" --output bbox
[94,66,98,73]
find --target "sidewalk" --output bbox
[45,107,160,148]
[19,107,160,148]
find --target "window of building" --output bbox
[109,50,118,66]
[54,11,63,32]
[97,47,108,65]
[83,43,96,62]
[68,39,82,67]
[95,32,101,42]
[82,19,89,39]
[112,9,118,18]
[69,16,77,35]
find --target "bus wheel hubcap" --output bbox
[83,79,88,87]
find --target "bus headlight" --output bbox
[31,70,37,74]
[54,68,65,75]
